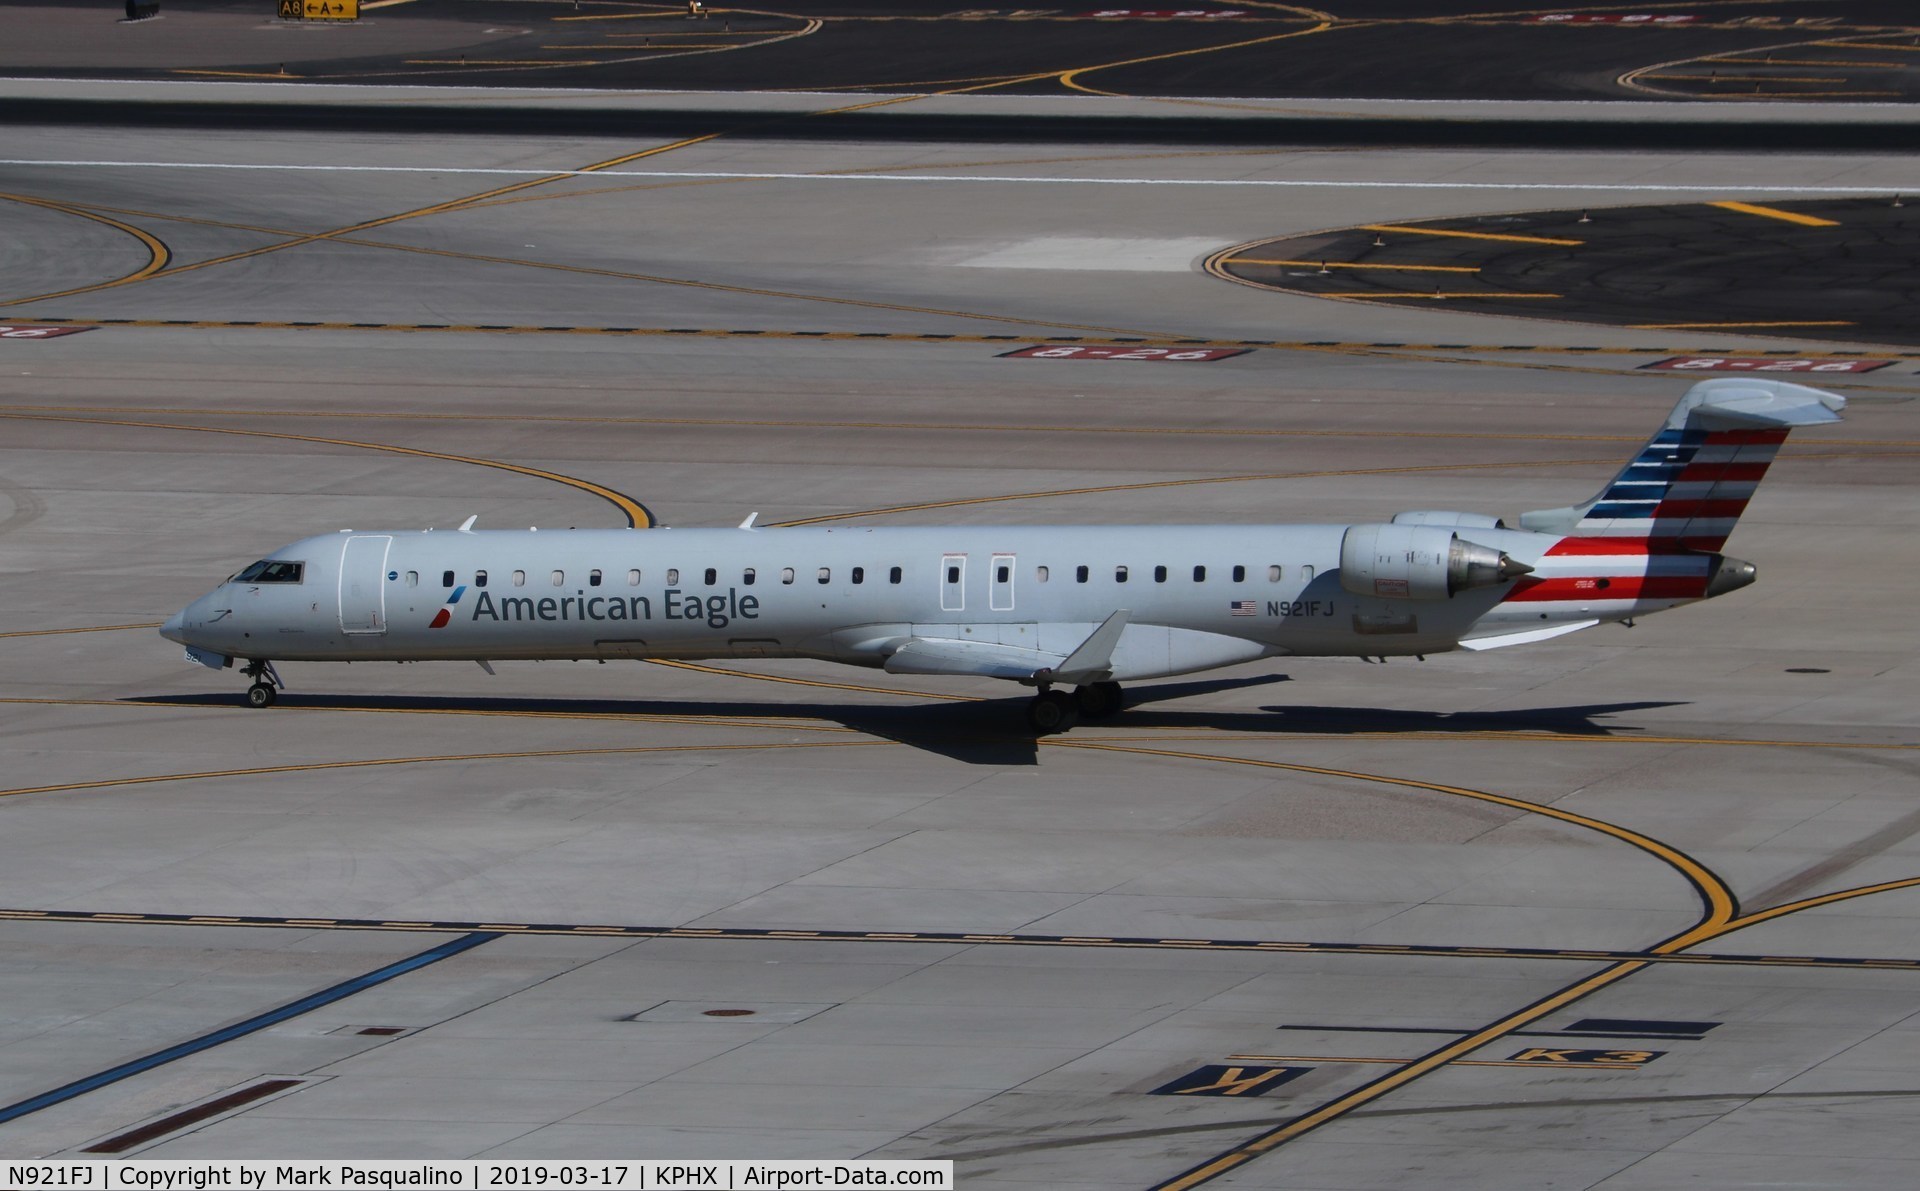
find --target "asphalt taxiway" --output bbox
[9,0,1920,102]
[1,87,1919,1189]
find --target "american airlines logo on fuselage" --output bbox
[460,587,761,630]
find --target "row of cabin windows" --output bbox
[1036,564,1304,584]
[408,562,1304,589]
[410,566,909,589]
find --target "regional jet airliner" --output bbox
[160,378,1843,732]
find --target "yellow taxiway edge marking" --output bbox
[1817,39,1920,52]
[0,622,161,639]
[0,695,849,734]
[0,193,171,306]
[1057,19,1342,94]
[1709,201,1841,227]
[1630,320,1855,329]
[171,70,300,79]
[770,458,1614,527]
[1228,259,1482,273]
[0,412,654,529]
[1645,74,1851,83]
[1720,58,1908,68]
[552,11,685,20]
[1227,1053,1643,1071]
[405,60,594,66]
[1361,224,1584,246]
[0,741,888,803]
[16,693,1915,756]
[1342,292,1561,300]
[7,131,737,309]
[649,659,979,701]
[1147,962,1651,1190]
[1049,741,1737,932]
[1708,876,1920,937]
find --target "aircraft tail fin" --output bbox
[1518,377,1844,551]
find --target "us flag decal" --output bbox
[1229,600,1258,616]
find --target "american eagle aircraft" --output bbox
[161,378,1843,733]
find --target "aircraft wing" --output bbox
[881,611,1132,685]
[883,637,1066,682]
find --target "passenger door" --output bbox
[338,535,392,634]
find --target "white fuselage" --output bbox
[161,522,1717,682]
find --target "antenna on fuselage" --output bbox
[738,512,759,530]
[458,515,478,533]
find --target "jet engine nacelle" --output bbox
[1339,523,1532,600]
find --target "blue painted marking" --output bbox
[446,585,466,606]
[0,932,498,1126]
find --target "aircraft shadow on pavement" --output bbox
[133,676,1678,764]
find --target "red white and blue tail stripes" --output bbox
[1570,426,1786,553]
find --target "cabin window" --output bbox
[589,569,603,587]
[704,567,717,586]
[889,566,902,584]
[404,571,418,588]
[235,560,304,584]
[852,566,865,584]
[1036,565,1049,582]
[818,567,831,584]
[667,568,680,585]
[442,570,455,588]
[474,570,488,588]
[512,570,526,587]
[1268,565,1282,583]
[742,568,756,586]
[1153,565,1167,583]
[627,569,641,586]
[1115,565,1129,583]
[1301,564,1315,581]
[551,570,564,586]
[782,567,795,585]
[992,564,1006,584]
[1193,565,1206,582]
[1076,565,1089,583]
[946,564,961,584]
[1232,565,1246,583]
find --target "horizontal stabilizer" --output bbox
[1459,619,1599,651]
[1664,377,1846,430]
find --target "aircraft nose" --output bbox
[159,609,187,643]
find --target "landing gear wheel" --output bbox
[1026,689,1080,735]
[1075,681,1124,720]
[245,682,277,709]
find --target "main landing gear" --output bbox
[1025,681,1125,735]
[241,659,283,708]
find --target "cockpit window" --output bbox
[233,560,304,584]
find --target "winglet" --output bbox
[1039,610,1131,686]
[457,515,478,533]
[738,512,759,530]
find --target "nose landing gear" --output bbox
[241,659,283,708]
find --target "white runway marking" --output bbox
[0,158,1914,194]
